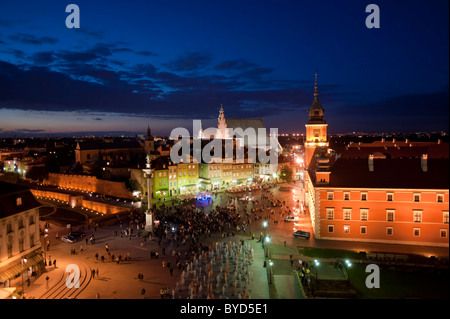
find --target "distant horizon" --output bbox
[0,129,447,139]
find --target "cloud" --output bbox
[164,52,212,72]
[214,59,258,71]
[8,32,58,45]
[92,118,103,121]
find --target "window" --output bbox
[6,223,13,233]
[387,210,395,222]
[444,211,449,224]
[360,209,368,221]
[29,215,35,225]
[387,193,393,202]
[16,197,23,206]
[413,210,422,223]
[326,208,334,220]
[386,227,393,235]
[7,242,13,258]
[30,234,35,247]
[414,193,421,202]
[343,209,351,221]
[413,228,420,237]
[437,194,444,203]
[440,229,448,238]
[328,225,334,233]
[18,219,24,229]
[158,173,162,178]
[344,192,350,201]
[19,237,24,252]
[343,225,350,234]
[361,192,367,201]
[360,226,367,234]
[327,192,333,200]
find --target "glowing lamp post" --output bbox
[263,220,268,236]
[269,260,274,284]
[265,236,271,258]
[21,257,28,297]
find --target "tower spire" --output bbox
[314,71,318,98]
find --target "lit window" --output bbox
[387,210,395,222]
[360,209,368,221]
[443,211,449,224]
[440,229,447,238]
[343,209,351,221]
[16,197,22,206]
[326,208,334,220]
[343,225,350,234]
[413,210,422,223]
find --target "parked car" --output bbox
[284,216,299,222]
[293,230,310,239]
[69,231,86,239]
[61,235,77,243]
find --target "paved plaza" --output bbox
[16,181,449,299]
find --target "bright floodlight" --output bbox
[263,221,268,228]
[265,236,271,243]
[269,261,273,266]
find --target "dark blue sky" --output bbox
[0,0,448,136]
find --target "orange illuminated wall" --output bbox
[315,188,449,247]
[304,124,328,168]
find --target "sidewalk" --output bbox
[248,239,270,299]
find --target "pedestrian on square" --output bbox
[95,252,99,260]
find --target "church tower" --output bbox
[304,72,328,168]
[144,124,155,154]
[217,104,228,139]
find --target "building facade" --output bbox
[0,182,45,294]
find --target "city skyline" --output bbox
[0,0,449,136]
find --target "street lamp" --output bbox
[265,236,271,258]
[269,260,274,284]
[263,220,268,236]
[21,257,28,297]
[314,259,320,289]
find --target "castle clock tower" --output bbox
[304,73,328,168]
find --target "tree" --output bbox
[26,166,48,182]
[279,166,293,183]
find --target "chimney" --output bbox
[368,154,374,172]
[438,139,441,144]
[421,154,428,172]
[405,138,409,144]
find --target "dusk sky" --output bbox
[0,0,448,136]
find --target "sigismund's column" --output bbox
[143,154,153,232]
